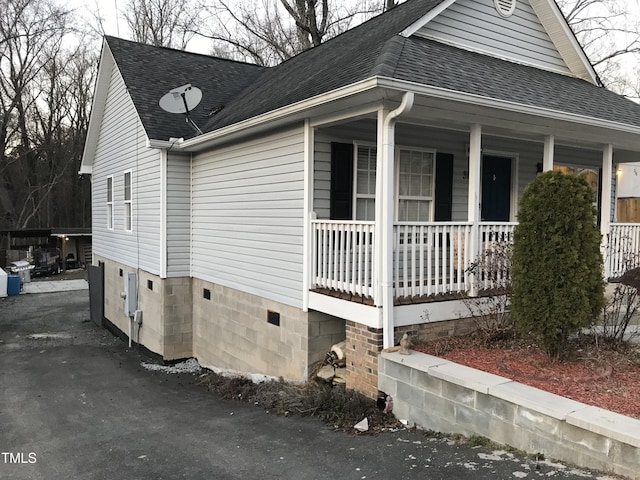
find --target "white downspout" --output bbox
[381,92,414,349]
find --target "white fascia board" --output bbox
[179,78,380,151]
[399,0,458,38]
[79,39,114,175]
[147,139,177,149]
[376,76,640,139]
[529,0,598,84]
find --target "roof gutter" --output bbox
[376,76,640,138]
[150,74,640,154]
[178,78,380,152]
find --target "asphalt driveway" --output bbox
[0,288,619,479]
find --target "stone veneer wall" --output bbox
[379,351,640,480]
[95,256,192,359]
[192,279,344,381]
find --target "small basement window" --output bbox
[147,279,153,290]
[203,288,211,300]
[495,0,516,17]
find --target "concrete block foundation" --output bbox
[379,350,640,479]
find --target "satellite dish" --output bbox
[159,84,203,134]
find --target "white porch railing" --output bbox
[311,220,375,298]
[606,223,640,278]
[393,222,472,297]
[312,220,640,301]
[476,222,517,291]
[311,220,518,300]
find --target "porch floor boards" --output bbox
[310,288,465,306]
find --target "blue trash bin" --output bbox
[7,275,20,296]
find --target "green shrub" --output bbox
[511,170,604,359]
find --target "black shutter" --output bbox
[434,152,454,221]
[330,142,354,220]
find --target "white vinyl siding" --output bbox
[416,0,571,75]
[166,153,191,277]
[191,126,305,308]
[313,133,332,219]
[91,62,161,274]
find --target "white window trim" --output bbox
[106,175,114,231]
[395,146,437,222]
[351,143,442,222]
[124,169,132,233]
[353,142,377,221]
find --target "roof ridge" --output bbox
[104,35,265,69]
[370,35,408,78]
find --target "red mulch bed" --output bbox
[413,334,640,419]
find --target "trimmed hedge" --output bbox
[511,171,604,359]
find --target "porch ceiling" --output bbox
[402,95,640,152]
[313,88,640,153]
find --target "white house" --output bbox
[81,0,640,398]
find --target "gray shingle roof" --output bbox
[105,36,264,140]
[393,36,640,128]
[204,0,445,131]
[107,0,640,140]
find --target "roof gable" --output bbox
[105,37,264,141]
[402,0,598,83]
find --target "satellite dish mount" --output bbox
[159,84,203,135]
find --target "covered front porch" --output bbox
[301,89,640,347]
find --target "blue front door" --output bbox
[481,155,511,221]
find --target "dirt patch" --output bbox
[195,370,402,433]
[413,334,640,419]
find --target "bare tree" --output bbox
[557,0,640,96]
[200,0,392,66]
[122,0,203,49]
[0,0,93,229]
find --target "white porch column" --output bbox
[381,93,414,349]
[467,124,482,295]
[302,119,314,312]
[543,135,554,172]
[601,143,613,243]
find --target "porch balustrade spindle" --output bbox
[311,220,375,298]
[607,223,640,278]
[312,220,523,301]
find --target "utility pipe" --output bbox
[381,92,414,349]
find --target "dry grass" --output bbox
[195,370,401,433]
